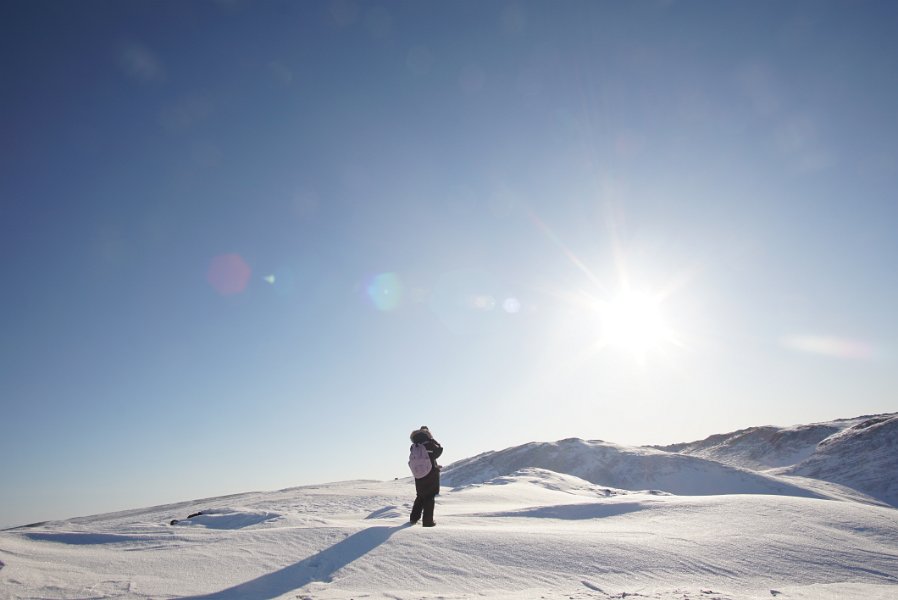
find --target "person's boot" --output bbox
[422,521,436,527]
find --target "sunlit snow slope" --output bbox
[2,473,898,599]
[1,413,896,599]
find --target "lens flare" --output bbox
[430,269,499,334]
[367,272,403,311]
[781,335,874,360]
[472,295,496,311]
[503,297,521,314]
[207,253,252,296]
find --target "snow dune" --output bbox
[442,438,835,500]
[1,472,897,599]
[656,413,898,506]
[779,414,898,506]
[2,414,897,599]
[655,422,845,469]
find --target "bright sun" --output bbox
[598,290,673,358]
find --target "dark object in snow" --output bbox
[409,426,443,526]
[170,510,206,525]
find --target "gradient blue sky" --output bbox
[2,0,897,528]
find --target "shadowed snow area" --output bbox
[22,532,149,545]
[656,413,898,506]
[780,415,898,506]
[1,415,897,599]
[477,501,647,520]
[441,438,830,500]
[655,422,845,468]
[365,505,403,519]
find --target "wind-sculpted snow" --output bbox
[654,413,898,506]
[655,422,845,469]
[2,473,897,599]
[441,438,827,499]
[782,415,898,506]
[22,532,150,545]
[467,467,650,497]
[2,414,896,598]
[476,501,648,520]
[171,508,282,530]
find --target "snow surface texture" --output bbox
[651,413,898,507]
[1,414,896,599]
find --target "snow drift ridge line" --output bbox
[441,438,828,499]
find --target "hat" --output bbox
[409,426,432,441]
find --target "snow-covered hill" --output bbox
[2,472,898,599]
[778,414,898,506]
[652,413,897,506]
[2,414,897,599]
[654,422,847,469]
[440,437,867,503]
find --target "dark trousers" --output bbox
[410,468,440,524]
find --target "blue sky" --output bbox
[2,0,897,527]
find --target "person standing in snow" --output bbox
[409,425,443,527]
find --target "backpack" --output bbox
[408,442,433,479]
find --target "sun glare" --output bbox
[598,290,673,358]
[525,208,687,366]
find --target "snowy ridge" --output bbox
[654,423,844,469]
[780,414,898,506]
[654,414,888,469]
[651,413,898,506]
[441,437,831,500]
[461,467,659,497]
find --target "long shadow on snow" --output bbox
[178,523,411,600]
